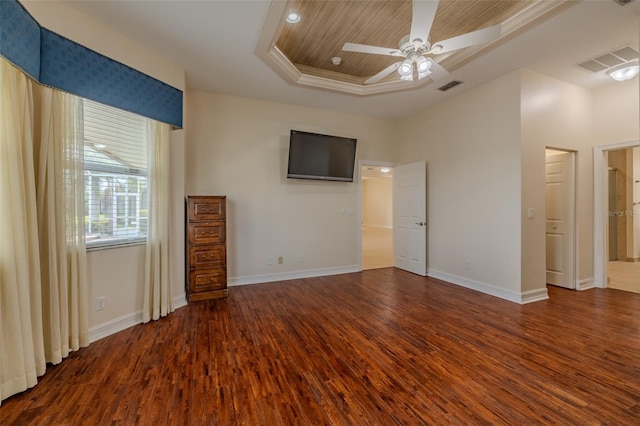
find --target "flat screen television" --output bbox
[287,130,357,182]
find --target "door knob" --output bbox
[552,225,557,229]
[416,221,425,226]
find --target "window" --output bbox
[83,99,148,248]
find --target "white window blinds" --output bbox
[83,99,149,248]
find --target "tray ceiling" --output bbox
[257,0,568,95]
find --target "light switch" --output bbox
[527,208,535,219]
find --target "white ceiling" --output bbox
[62,0,639,120]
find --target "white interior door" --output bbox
[393,162,427,276]
[545,151,575,289]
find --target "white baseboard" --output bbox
[88,293,188,343]
[229,265,360,286]
[173,292,188,309]
[576,277,595,291]
[88,311,142,343]
[520,288,549,304]
[427,268,548,304]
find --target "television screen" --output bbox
[287,130,357,182]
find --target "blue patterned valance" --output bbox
[0,0,41,80]
[0,0,183,128]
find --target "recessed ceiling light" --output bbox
[607,60,639,81]
[286,10,301,24]
[380,167,391,173]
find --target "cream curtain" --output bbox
[0,58,88,404]
[143,120,173,323]
[0,59,46,403]
[35,86,89,363]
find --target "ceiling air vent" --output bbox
[438,80,463,91]
[578,46,638,73]
[611,0,634,5]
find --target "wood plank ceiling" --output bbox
[276,0,535,85]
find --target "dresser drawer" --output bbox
[188,221,225,245]
[189,245,226,270]
[189,268,227,292]
[188,197,225,221]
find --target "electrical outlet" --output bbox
[278,256,284,265]
[96,296,106,311]
[464,260,471,270]
[267,257,275,265]
[298,255,304,263]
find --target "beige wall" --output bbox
[398,72,523,300]
[362,178,393,228]
[593,78,639,145]
[520,70,596,291]
[185,91,399,283]
[22,1,187,334]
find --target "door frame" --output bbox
[357,160,396,271]
[544,147,577,289]
[594,140,640,287]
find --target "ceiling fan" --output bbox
[342,0,502,84]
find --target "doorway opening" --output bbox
[606,147,640,293]
[359,163,394,270]
[545,148,577,289]
[594,140,640,291]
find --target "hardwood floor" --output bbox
[2,268,639,425]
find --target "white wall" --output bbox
[520,70,596,292]
[22,1,188,334]
[185,92,399,283]
[362,178,393,228]
[398,72,524,300]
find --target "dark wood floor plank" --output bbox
[2,268,639,424]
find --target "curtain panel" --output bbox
[0,58,89,404]
[143,121,173,323]
[34,86,89,363]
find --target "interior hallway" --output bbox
[362,226,393,270]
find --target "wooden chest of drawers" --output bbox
[186,196,227,301]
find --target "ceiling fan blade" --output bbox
[365,62,402,84]
[432,25,501,54]
[343,43,402,57]
[427,59,449,81]
[409,0,439,45]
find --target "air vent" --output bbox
[578,46,638,73]
[611,0,634,6]
[438,80,463,91]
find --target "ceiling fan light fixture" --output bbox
[286,10,301,23]
[607,60,639,81]
[398,59,413,77]
[430,45,443,54]
[416,56,431,73]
